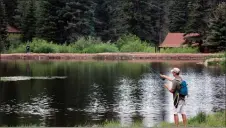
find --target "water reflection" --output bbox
[0,61,225,127]
[0,94,54,126]
[113,77,136,127]
[85,83,107,120]
[139,73,165,127]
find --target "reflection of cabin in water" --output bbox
[159,33,204,52]
[7,25,21,43]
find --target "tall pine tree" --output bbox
[185,0,209,36]
[64,0,97,43]
[3,0,17,26]
[107,0,130,41]
[168,0,189,32]
[94,0,110,41]
[21,0,36,42]
[0,0,7,52]
[37,0,67,44]
[205,2,226,50]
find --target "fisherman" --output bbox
[160,67,187,127]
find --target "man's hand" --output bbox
[160,74,165,78]
[160,74,173,81]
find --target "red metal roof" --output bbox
[7,25,21,33]
[184,33,200,38]
[159,33,185,48]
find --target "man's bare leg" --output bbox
[174,114,179,127]
[182,114,187,127]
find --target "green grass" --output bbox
[81,111,226,127]
[116,34,155,52]
[7,111,225,127]
[100,111,226,128]
[159,111,226,127]
[204,51,226,70]
[160,47,199,53]
[82,43,119,53]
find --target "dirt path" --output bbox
[0,53,220,61]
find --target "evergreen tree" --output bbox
[21,0,36,42]
[14,0,28,29]
[205,2,226,50]
[127,0,166,45]
[105,0,130,41]
[37,0,67,44]
[129,0,157,42]
[64,0,97,43]
[94,0,110,41]
[0,0,7,52]
[168,0,189,32]
[3,0,17,26]
[185,0,209,36]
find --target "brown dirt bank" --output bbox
[0,53,220,61]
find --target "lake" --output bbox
[0,60,225,127]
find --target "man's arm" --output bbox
[164,84,174,93]
[160,74,174,81]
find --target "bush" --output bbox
[160,47,199,53]
[116,34,142,49]
[220,51,226,69]
[8,38,78,53]
[83,43,119,53]
[116,34,155,52]
[70,36,103,52]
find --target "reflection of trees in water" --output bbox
[182,71,216,118]
[138,74,165,127]
[84,83,107,120]
[0,60,225,126]
[0,94,53,126]
[113,77,137,127]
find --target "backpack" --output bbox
[178,80,188,96]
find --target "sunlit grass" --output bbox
[159,111,226,127]
[160,47,199,53]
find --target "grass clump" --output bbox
[160,47,199,53]
[159,111,226,127]
[83,43,119,53]
[102,120,143,128]
[69,36,102,52]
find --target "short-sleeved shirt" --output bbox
[172,77,185,107]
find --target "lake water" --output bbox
[0,60,225,127]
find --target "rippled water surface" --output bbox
[0,60,225,127]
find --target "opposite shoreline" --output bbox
[0,53,221,61]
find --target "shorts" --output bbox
[173,100,186,115]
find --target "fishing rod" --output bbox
[143,64,165,81]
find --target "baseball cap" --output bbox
[171,67,180,73]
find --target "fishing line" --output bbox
[142,64,165,81]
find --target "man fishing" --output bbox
[160,67,187,127]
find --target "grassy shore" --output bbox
[159,111,226,127]
[100,111,226,128]
[2,111,225,127]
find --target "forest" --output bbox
[0,0,226,52]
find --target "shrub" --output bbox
[8,38,78,53]
[83,43,119,53]
[70,36,103,52]
[120,40,152,52]
[116,34,142,49]
[116,34,155,52]
[160,47,199,53]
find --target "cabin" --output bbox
[159,33,203,52]
[7,25,21,44]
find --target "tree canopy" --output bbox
[1,0,226,51]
